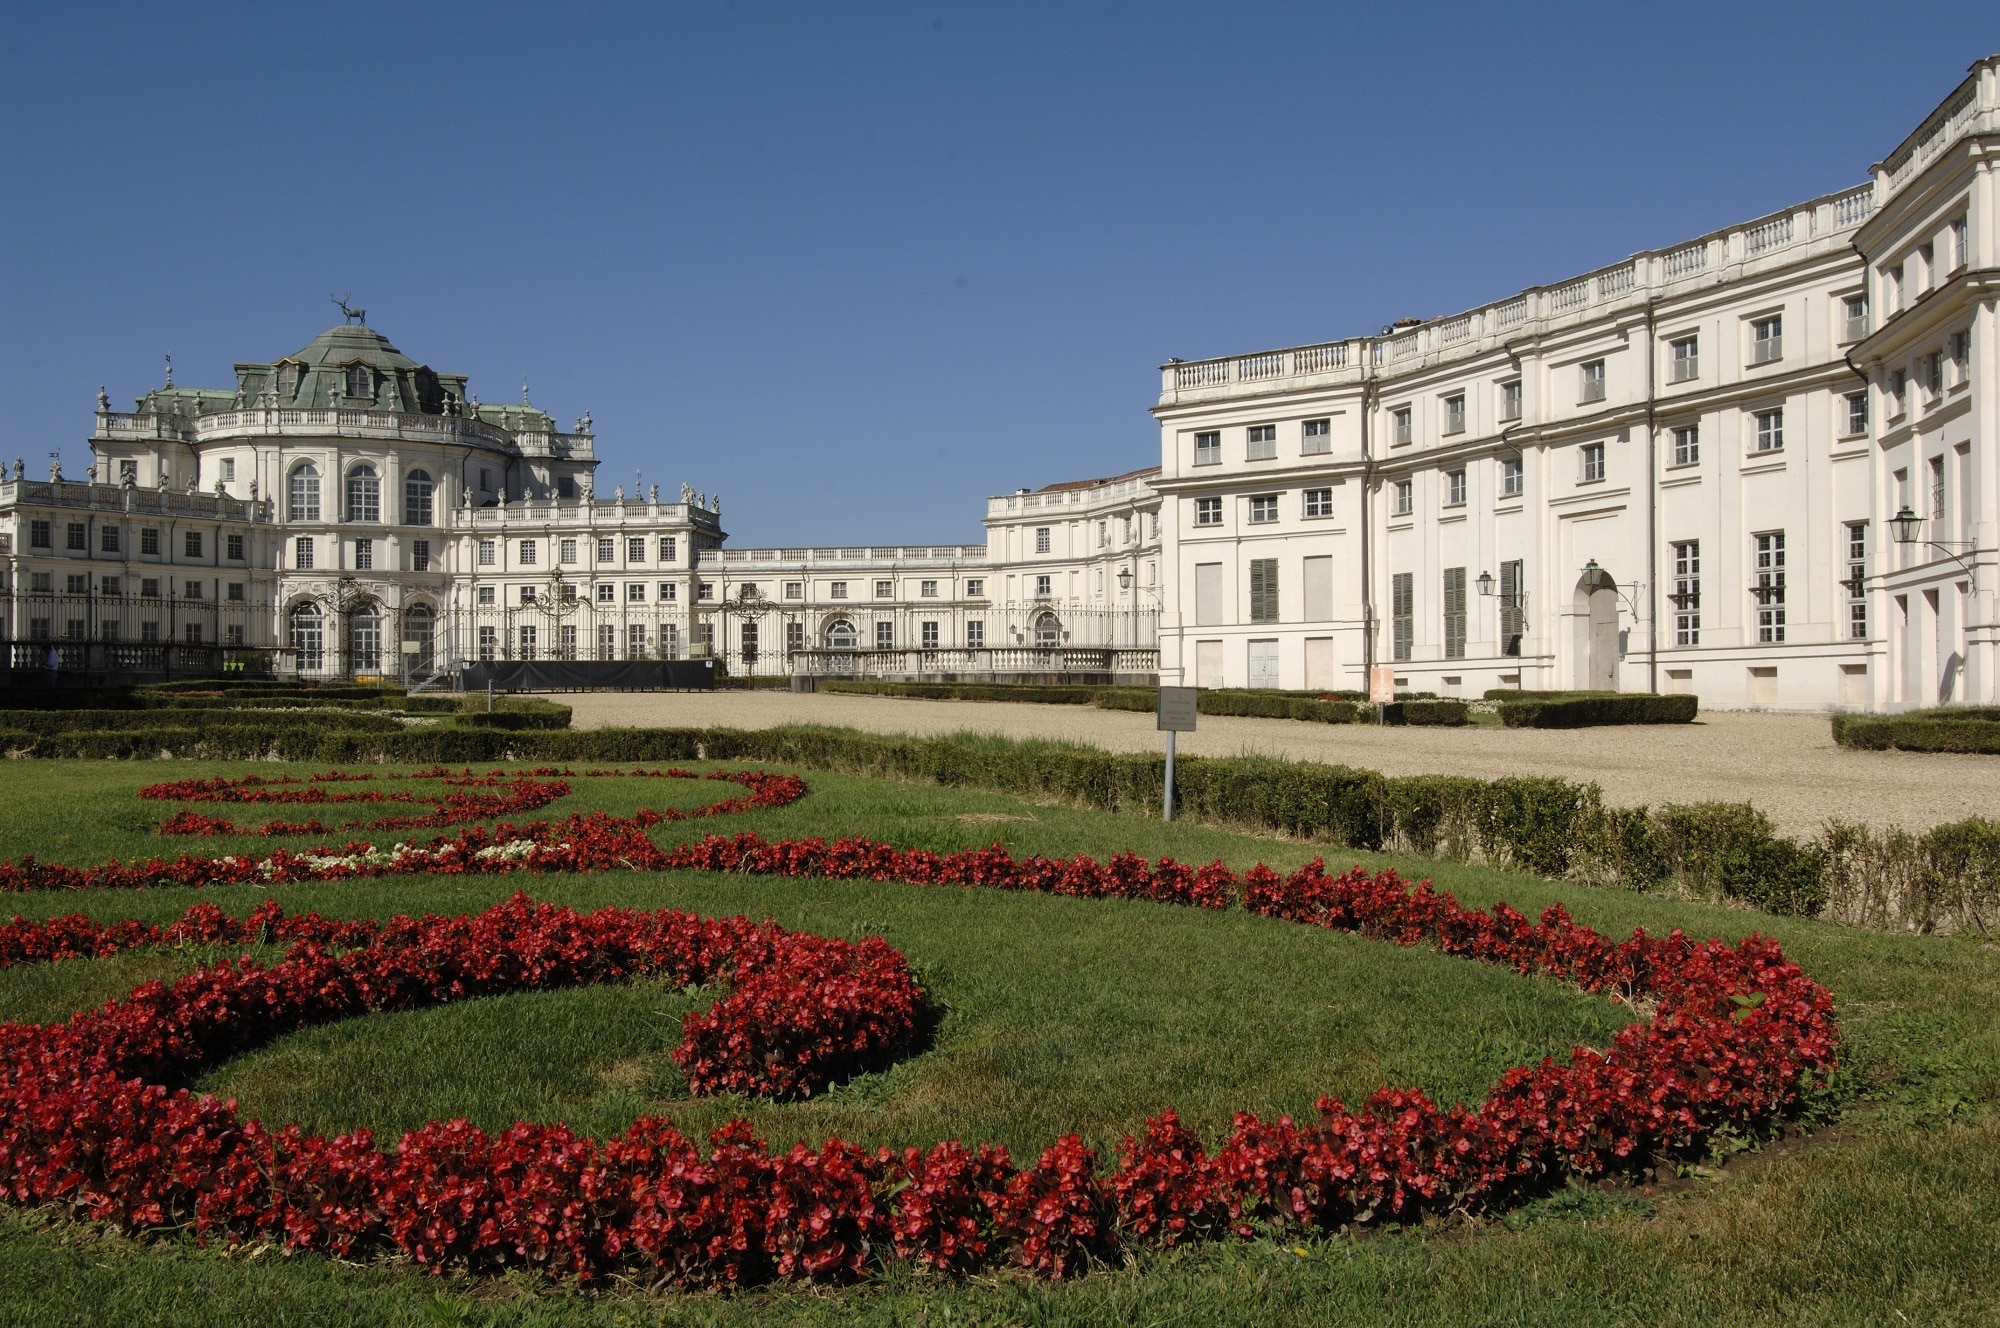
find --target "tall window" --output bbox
[628,537,647,562]
[1391,478,1412,515]
[1672,541,1700,646]
[875,621,894,649]
[1035,526,1051,552]
[1846,523,1868,639]
[1751,315,1783,364]
[1672,423,1699,466]
[1500,456,1523,497]
[293,535,314,570]
[1193,431,1220,465]
[226,533,244,560]
[478,539,496,566]
[966,620,985,648]
[596,537,615,561]
[404,469,433,525]
[1500,560,1525,656]
[1444,470,1466,505]
[1249,559,1278,623]
[1754,408,1784,453]
[1391,572,1413,662]
[290,603,323,671]
[519,539,537,565]
[920,621,939,649]
[1391,407,1412,445]
[1890,368,1908,415]
[1442,567,1466,659]
[659,537,677,563]
[1580,360,1606,402]
[479,625,498,661]
[413,539,430,572]
[1845,392,1868,437]
[348,604,382,672]
[1753,532,1786,643]
[1247,424,1276,459]
[1581,442,1605,482]
[346,465,380,522]
[1302,418,1331,453]
[343,364,371,399]
[354,537,373,570]
[519,625,537,661]
[1929,455,1945,520]
[1669,336,1698,382]
[1442,395,1465,434]
[1843,294,1869,342]
[1500,380,1522,420]
[288,463,320,521]
[1950,217,1969,270]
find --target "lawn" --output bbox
[0,758,1994,1326]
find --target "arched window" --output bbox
[347,465,380,522]
[402,602,435,672]
[288,463,320,522]
[1033,613,1061,648]
[290,602,323,672]
[404,469,433,526]
[344,364,372,400]
[824,619,858,650]
[348,603,382,674]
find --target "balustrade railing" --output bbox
[792,646,1158,679]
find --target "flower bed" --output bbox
[0,766,1840,1286]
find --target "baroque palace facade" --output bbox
[1154,55,2000,710]
[3,56,1994,711]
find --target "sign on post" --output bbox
[1368,666,1397,704]
[1156,686,1197,822]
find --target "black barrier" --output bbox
[459,660,717,692]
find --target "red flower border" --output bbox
[0,768,1839,1285]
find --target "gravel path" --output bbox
[555,690,2000,837]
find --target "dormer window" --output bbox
[275,362,301,399]
[344,364,372,400]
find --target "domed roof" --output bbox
[282,322,423,372]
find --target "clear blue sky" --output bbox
[3,3,1994,545]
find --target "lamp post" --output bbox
[1890,506,1979,589]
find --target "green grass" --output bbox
[0,758,1995,1325]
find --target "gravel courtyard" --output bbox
[556,690,1999,837]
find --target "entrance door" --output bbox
[1195,639,1223,688]
[1248,639,1280,689]
[1588,589,1618,690]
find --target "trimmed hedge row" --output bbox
[818,681,1103,705]
[818,680,1371,723]
[1831,708,2000,754]
[1498,694,1699,728]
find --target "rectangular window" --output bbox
[1950,217,1968,270]
[1442,567,1466,659]
[874,579,893,598]
[100,575,121,597]
[184,531,202,558]
[479,586,497,606]
[219,458,235,482]
[920,579,938,597]
[784,581,803,599]
[1248,558,1279,623]
[596,537,615,561]
[658,537,677,563]
[412,539,431,572]
[477,625,498,661]
[1845,392,1868,437]
[1669,336,1699,382]
[184,623,202,645]
[1500,456,1523,497]
[627,582,646,603]
[559,538,577,564]
[66,573,88,595]
[1929,455,1945,520]
[1846,523,1868,639]
[1391,572,1414,662]
[1391,478,1412,515]
[518,585,536,605]
[140,578,159,598]
[519,625,537,660]
[1035,574,1052,597]
[1391,407,1412,445]
[478,539,496,566]
[785,621,805,654]
[1248,495,1278,524]
[1844,294,1869,342]
[1500,380,1522,420]
[1923,351,1944,399]
[1193,431,1221,465]
[1194,497,1222,526]
[119,459,138,482]
[226,582,245,602]
[739,622,758,663]
[1499,559,1525,656]
[920,620,939,648]
[1754,532,1786,643]
[354,537,373,570]
[659,582,676,601]
[1580,360,1606,402]
[518,539,537,565]
[1581,442,1605,482]
[697,581,713,600]
[1672,541,1701,646]
[183,580,202,600]
[1890,368,1907,415]
[1302,417,1331,453]
[966,578,985,597]
[1246,424,1277,459]
[294,536,314,570]
[1303,487,1333,518]
[875,621,894,650]
[1672,423,1699,466]
[1442,394,1465,435]
[28,520,51,549]
[66,522,86,551]
[1949,330,1970,381]
[226,533,244,560]
[627,537,646,563]
[100,526,120,553]
[1754,408,1784,452]
[1444,470,1466,505]
[627,623,649,657]
[966,620,985,648]
[1035,526,1051,553]
[1751,315,1783,364]
[140,527,159,554]
[1097,520,1108,548]
[595,582,614,603]
[829,581,847,599]
[225,624,245,646]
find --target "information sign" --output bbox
[1368,666,1397,704]
[1156,686,1198,732]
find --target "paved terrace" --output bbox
[556,691,2000,838]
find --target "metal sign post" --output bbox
[1156,686,1197,821]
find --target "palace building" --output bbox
[1153,54,2000,710]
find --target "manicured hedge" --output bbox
[1380,700,1471,727]
[1498,694,1698,728]
[818,681,1368,724]
[1831,708,2000,754]
[818,681,1104,705]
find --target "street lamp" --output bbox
[1475,569,1495,598]
[1890,505,1979,588]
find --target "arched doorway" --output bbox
[824,618,857,650]
[289,602,324,675]
[348,602,383,675]
[1032,612,1061,648]
[1573,565,1618,691]
[401,602,435,674]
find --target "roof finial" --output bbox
[163,354,173,388]
[522,378,531,405]
[332,293,365,325]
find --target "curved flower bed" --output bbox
[0,766,1839,1286]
